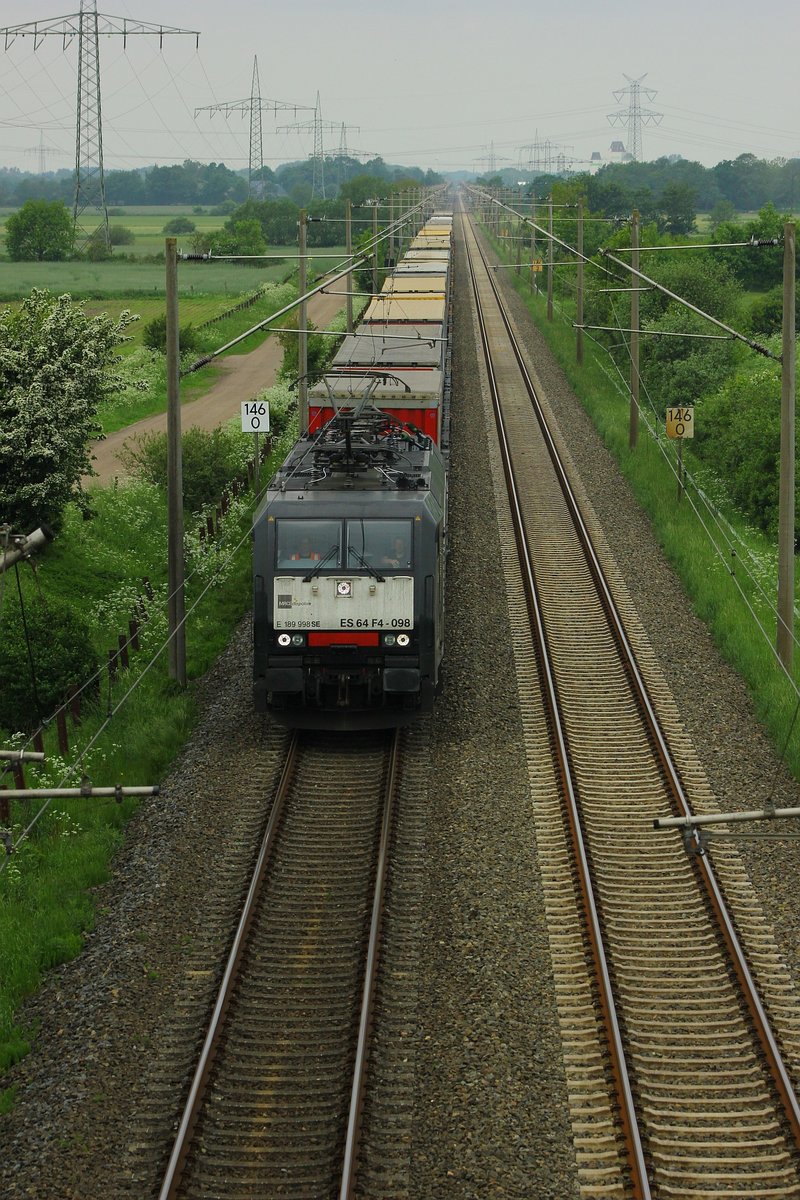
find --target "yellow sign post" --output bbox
[666,407,694,439]
[666,407,695,500]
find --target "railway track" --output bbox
[157,728,400,1199]
[461,203,800,1197]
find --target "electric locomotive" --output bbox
[253,401,446,728]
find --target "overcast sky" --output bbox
[0,0,797,177]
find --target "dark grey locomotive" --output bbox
[253,406,447,728]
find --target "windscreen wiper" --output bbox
[303,544,339,582]
[347,545,385,583]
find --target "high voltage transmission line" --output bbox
[194,56,313,198]
[0,0,199,248]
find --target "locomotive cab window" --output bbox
[347,520,412,570]
[276,520,342,569]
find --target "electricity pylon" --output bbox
[25,133,61,175]
[476,141,508,177]
[607,73,663,162]
[0,0,199,249]
[518,131,575,176]
[278,92,357,200]
[195,57,313,197]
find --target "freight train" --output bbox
[252,207,452,728]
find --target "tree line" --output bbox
[0,154,443,210]
[2,171,444,262]
[481,152,800,230]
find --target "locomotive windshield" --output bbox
[346,519,412,570]
[276,520,342,568]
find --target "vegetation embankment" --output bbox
[0,286,352,1098]
[480,196,800,780]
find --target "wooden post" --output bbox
[345,199,354,334]
[372,202,378,295]
[576,197,584,366]
[547,194,554,321]
[165,237,186,687]
[778,221,796,669]
[629,209,640,450]
[298,210,308,435]
[56,707,68,755]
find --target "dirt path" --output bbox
[89,284,347,485]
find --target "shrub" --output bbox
[142,313,200,355]
[0,597,99,733]
[0,290,136,531]
[695,348,791,535]
[109,225,135,246]
[747,287,800,336]
[255,381,297,436]
[118,424,253,513]
[163,217,196,235]
[84,234,112,262]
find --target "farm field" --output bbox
[0,244,349,299]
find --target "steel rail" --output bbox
[465,206,800,1150]
[461,207,652,1199]
[158,728,399,1198]
[340,727,401,1198]
[157,731,300,1200]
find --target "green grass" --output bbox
[483,223,800,781]
[0,423,298,1079]
[0,259,282,299]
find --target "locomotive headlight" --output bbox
[383,634,396,647]
[396,633,411,647]
[291,633,305,647]
[277,633,292,647]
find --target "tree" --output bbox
[0,290,136,530]
[213,217,267,257]
[639,255,741,412]
[709,199,736,228]
[5,199,74,261]
[695,350,789,534]
[660,182,697,235]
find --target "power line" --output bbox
[0,1,200,248]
